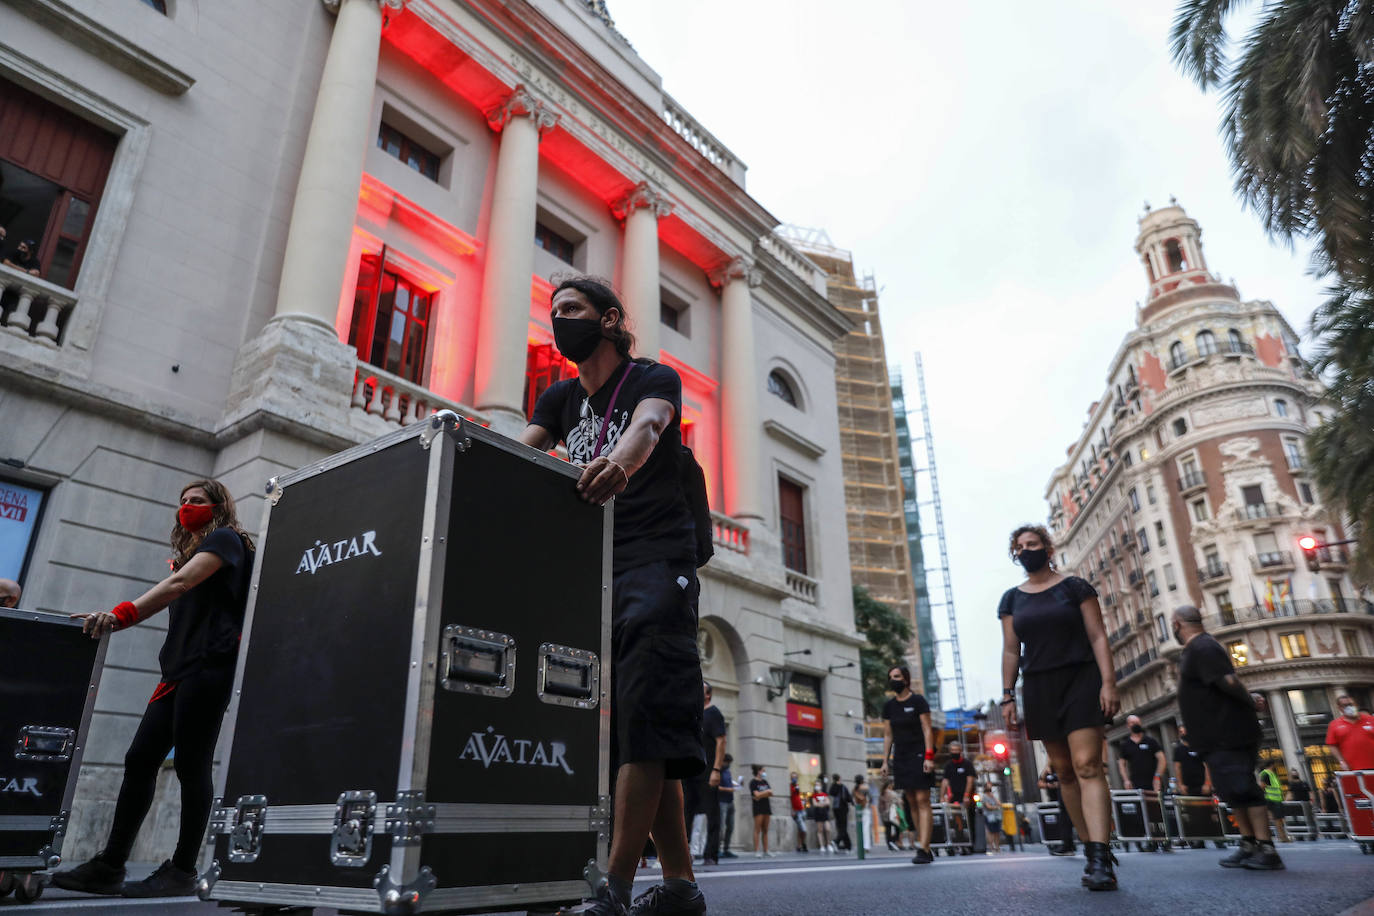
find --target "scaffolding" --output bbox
[784,232,922,686]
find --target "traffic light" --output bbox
[1299,535,1321,573]
[989,730,1010,764]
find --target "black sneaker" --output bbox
[559,881,628,916]
[1049,842,1077,856]
[1242,844,1285,871]
[720,851,737,859]
[120,860,197,898]
[51,856,126,895]
[1220,841,1256,869]
[629,884,706,916]
[911,848,933,865]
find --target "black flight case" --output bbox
[0,608,108,903]
[201,414,612,915]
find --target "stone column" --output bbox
[613,182,672,359]
[712,257,762,521]
[274,0,399,329]
[1266,689,1307,774]
[472,86,559,435]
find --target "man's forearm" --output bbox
[713,736,726,770]
[605,417,662,477]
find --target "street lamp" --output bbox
[765,667,792,702]
[827,661,856,673]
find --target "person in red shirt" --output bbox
[789,773,809,852]
[1326,694,1374,770]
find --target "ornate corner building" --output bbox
[1044,202,1373,786]
[0,0,865,858]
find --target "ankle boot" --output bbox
[1083,841,1118,891]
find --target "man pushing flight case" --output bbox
[200,413,612,914]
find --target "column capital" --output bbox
[486,85,561,136]
[709,256,761,290]
[611,181,674,221]
[322,0,404,13]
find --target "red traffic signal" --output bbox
[1299,535,1321,572]
[992,741,1007,756]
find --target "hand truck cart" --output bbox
[1335,770,1374,854]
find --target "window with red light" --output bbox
[779,477,808,574]
[348,255,433,384]
[524,342,578,419]
[680,419,695,451]
[0,75,116,293]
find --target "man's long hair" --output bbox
[552,275,651,363]
[170,479,255,570]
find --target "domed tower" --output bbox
[1134,199,1238,325]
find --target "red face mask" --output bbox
[177,503,216,531]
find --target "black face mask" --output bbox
[1130,724,1144,734]
[889,679,908,694]
[1017,547,1049,573]
[552,317,605,363]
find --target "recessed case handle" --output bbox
[15,726,75,762]
[537,643,600,709]
[440,626,515,698]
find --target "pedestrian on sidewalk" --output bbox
[54,479,255,898]
[520,277,708,916]
[998,524,1120,891]
[829,773,852,851]
[749,765,774,858]
[1259,764,1292,843]
[852,776,872,852]
[1116,715,1169,851]
[684,682,726,866]
[717,754,737,858]
[1172,604,1284,871]
[1321,777,1340,815]
[879,665,936,864]
[810,780,835,852]
[982,787,1003,854]
[880,781,900,850]
[789,773,809,852]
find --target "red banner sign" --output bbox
[787,702,824,731]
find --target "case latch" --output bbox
[537,643,601,709]
[15,725,75,762]
[331,790,377,867]
[440,626,515,698]
[228,795,267,863]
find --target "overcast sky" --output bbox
[609,1,1328,708]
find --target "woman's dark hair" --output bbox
[551,275,646,362]
[170,479,255,571]
[752,764,764,776]
[887,664,912,685]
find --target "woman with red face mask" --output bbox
[54,480,254,899]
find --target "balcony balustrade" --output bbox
[1,264,78,347]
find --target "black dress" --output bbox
[998,576,1104,740]
[883,693,932,791]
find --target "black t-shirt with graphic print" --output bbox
[530,358,695,574]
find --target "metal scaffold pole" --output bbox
[912,352,966,707]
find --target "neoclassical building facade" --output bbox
[1043,203,1373,788]
[0,0,863,857]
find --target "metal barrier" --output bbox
[1280,800,1316,840]
[1316,811,1348,839]
[1169,795,1226,843]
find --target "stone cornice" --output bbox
[708,256,760,289]
[9,0,195,95]
[782,614,868,649]
[750,248,854,344]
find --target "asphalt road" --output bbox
[5,843,1373,916]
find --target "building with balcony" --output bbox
[1042,201,1372,789]
[0,0,864,858]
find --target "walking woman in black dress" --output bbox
[999,524,1119,890]
[54,479,254,897]
[879,665,936,864]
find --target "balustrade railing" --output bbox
[711,512,749,555]
[1,264,78,347]
[785,569,818,604]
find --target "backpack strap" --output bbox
[592,361,637,458]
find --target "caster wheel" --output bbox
[0,872,15,898]
[13,874,43,903]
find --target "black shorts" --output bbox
[891,749,933,791]
[1022,661,1103,741]
[611,558,705,780]
[753,801,771,817]
[1201,746,1264,807]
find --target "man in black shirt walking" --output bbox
[1172,605,1283,870]
[1172,726,1215,848]
[1116,715,1169,851]
[828,774,853,851]
[523,278,706,916]
[684,682,726,866]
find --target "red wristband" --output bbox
[924,749,935,760]
[111,601,138,630]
